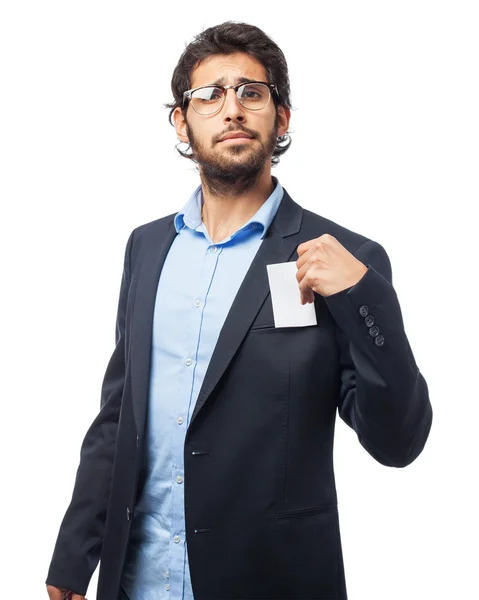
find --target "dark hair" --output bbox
[163,21,295,166]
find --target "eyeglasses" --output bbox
[182,81,278,115]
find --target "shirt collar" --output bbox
[174,175,284,240]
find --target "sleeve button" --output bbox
[359,305,369,317]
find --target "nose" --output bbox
[221,88,246,122]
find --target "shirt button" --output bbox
[174,535,181,543]
[165,570,169,578]
[177,416,184,425]
[185,358,192,366]
[194,299,201,307]
[211,246,217,252]
[176,475,183,484]
[165,584,170,591]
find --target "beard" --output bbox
[184,112,279,197]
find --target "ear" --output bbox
[276,105,291,138]
[173,106,189,143]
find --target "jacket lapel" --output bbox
[130,188,304,441]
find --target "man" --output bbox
[46,21,433,600]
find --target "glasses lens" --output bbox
[190,84,270,114]
[191,87,224,115]
[237,83,270,110]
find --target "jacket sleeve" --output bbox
[323,239,433,467]
[45,228,135,596]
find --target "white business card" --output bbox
[266,262,318,328]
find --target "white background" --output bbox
[1,1,478,598]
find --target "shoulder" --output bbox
[301,205,371,252]
[298,205,392,284]
[132,212,176,240]
[120,212,176,271]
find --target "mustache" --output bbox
[217,127,256,142]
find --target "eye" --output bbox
[192,87,223,103]
[238,83,269,102]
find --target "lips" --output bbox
[220,133,253,142]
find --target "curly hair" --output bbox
[163,21,295,166]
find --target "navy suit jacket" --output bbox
[46,186,433,599]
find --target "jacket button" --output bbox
[369,325,379,337]
[359,305,369,317]
[126,507,131,521]
[365,315,374,327]
[375,335,385,346]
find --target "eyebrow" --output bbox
[208,76,260,86]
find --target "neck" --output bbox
[200,168,275,243]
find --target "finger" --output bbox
[46,585,67,600]
[300,284,315,304]
[296,245,312,268]
[299,284,312,304]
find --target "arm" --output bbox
[45,229,135,595]
[323,239,433,467]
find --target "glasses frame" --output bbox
[182,81,279,115]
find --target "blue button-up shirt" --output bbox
[120,175,284,600]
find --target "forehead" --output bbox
[190,53,268,88]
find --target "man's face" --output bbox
[173,52,290,189]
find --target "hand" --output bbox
[296,234,368,304]
[46,584,87,600]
